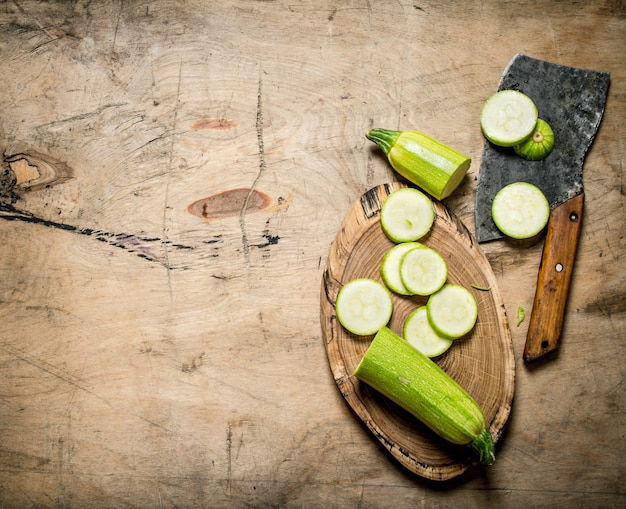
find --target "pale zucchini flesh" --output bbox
[399,245,448,296]
[427,284,478,339]
[336,278,393,336]
[491,182,550,239]
[380,187,435,243]
[480,90,538,147]
[354,326,495,465]
[404,306,452,357]
[380,242,422,295]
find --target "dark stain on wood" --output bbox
[256,231,280,249]
[0,165,17,206]
[0,151,228,268]
[0,202,200,269]
[181,352,206,373]
[187,188,272,221]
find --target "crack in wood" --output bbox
[239,68,268,270]
[0,202,196,269]
[160,58,184,280]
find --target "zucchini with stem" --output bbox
[366,129,471,200]
[354,326,495,465]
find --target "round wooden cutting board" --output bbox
[320,182,515,481]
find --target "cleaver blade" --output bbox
[474,54,610,362]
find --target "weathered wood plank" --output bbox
[0,1,624,507]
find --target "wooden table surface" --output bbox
[0,1,624,507]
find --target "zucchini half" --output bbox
[353,326,495,465]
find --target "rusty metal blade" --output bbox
[475,54,610,243]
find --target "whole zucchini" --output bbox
[366,128,471,200]
[353,326,495,465]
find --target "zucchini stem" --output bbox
[366,128,401,156]
[532,130,545,143]
[468,428,495,465]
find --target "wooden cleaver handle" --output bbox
[524,193,584,363]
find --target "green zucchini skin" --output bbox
[513,118,555,161]
[353,326,495,465]
[366,128,471,201]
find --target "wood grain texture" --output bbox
[0,1,624,507]
[524,193,585,362]
[321,182,514,480]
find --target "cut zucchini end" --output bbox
[438,158,471,200]
[468,428,496,465]
[514,118,555,161]
[480,90,538,147]
[380,187,435,243]
[336,278,393,336]
[427,284,478,339]
[404,306,453,357]
[491,182,550,239]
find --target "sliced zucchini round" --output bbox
[399,245,448,296]
[427,284,478,339]
[404,306,453,357]
[380,242,422,295]
[480,90,538,147]
[335,278,393,336]
[380,187,435,243]
[491,182,550,239]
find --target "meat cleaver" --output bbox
[474,54,610,363]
